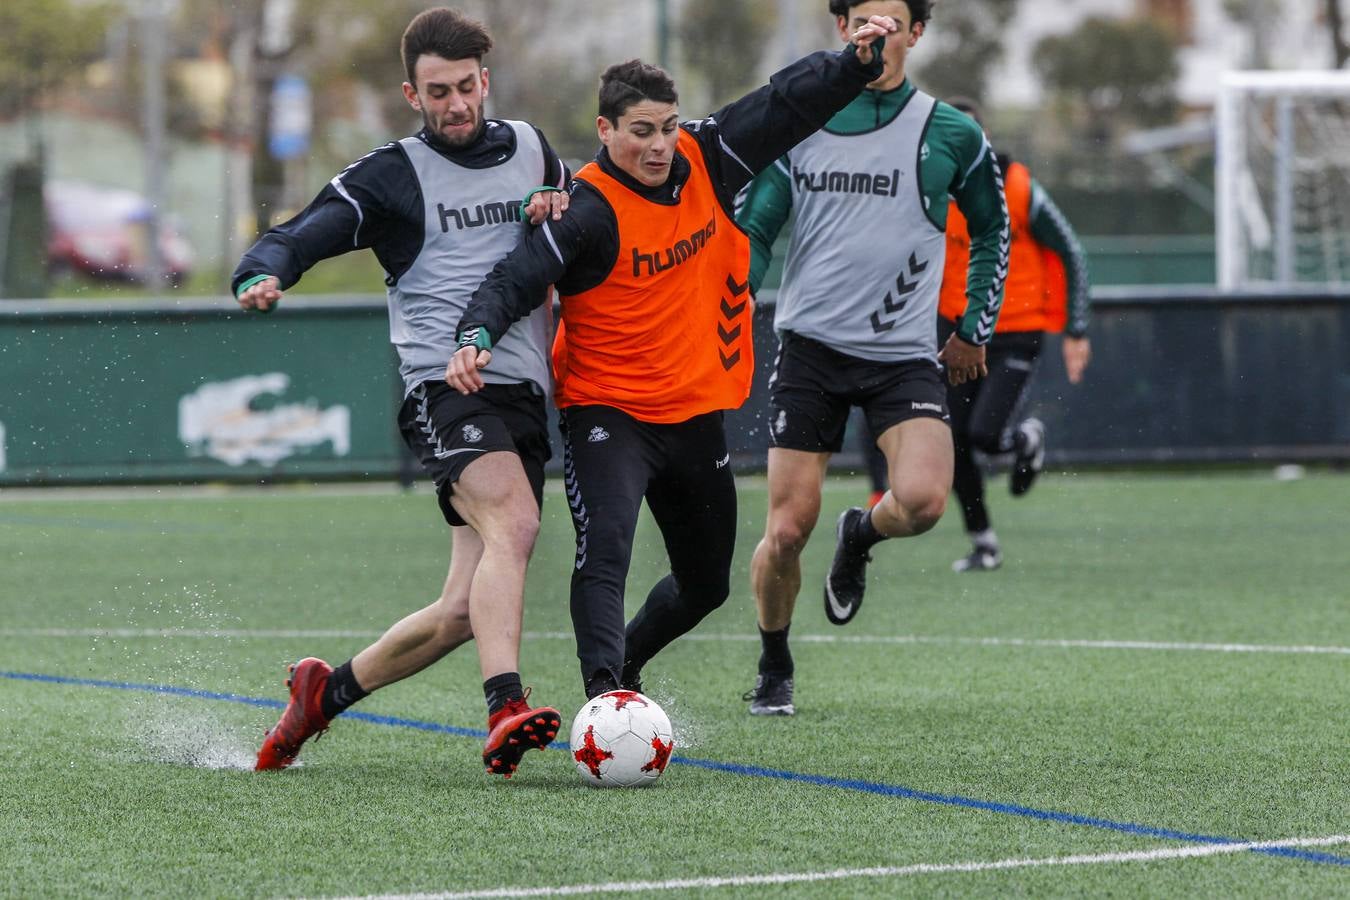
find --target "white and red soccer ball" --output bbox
[569,691,675,787]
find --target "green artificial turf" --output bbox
[1,472,1346,897]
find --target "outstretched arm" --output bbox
[447,223,566,393]
[448,187,611,394]
[231,143,415,312]
[1028,180,1092,382]
[735,159,794,296]
[231,195,364,313]
[521,127,572,225]
[688,16,894,205]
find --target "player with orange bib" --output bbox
[938,98,1091,572]
[449,16,898,698]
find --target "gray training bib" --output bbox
[388,121,553,396]
[775,90,946,363]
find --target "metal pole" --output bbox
[787,0,801,65]
[1246,0,1268,68]
[222,12,257,278]
[1273,95,1295,285]
[656,0,670,70]
[1215,78,1243,290]
[140,0,168,292]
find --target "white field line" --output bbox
[326,834,1350,900]
[0,628,386,639]
[2,627,1347,656]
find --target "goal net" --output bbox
[1216,71,1350,290]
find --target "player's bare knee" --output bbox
[436,607,474,648]
[503,513,540,561]
[765,519,812,561]
[483,507,539,562]
[426,591,473,648]
[907,494,947,534]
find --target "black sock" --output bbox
[484,672,524,716]
[321,660,369,720]
[851,506,887,550]
[757,624,793,677]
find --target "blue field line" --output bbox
[674,757,1350,866]
[5,669,1347,868]
[0,671,488,740]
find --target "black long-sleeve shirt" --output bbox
[230,122,568,296]
[458,45,883,343]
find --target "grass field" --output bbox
[1,471,1347,898]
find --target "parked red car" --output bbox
[45,179,194,285]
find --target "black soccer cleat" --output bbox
[1010,417,1046,496]
[742,673,795,716]
[824,507,872,626]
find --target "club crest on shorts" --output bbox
[588,426,610,443]
[462,423,484,444]
[773,409,787,436]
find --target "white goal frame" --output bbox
[1215,70,1350,290]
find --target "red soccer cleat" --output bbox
[482,691,561,779]
[255,657,333,771]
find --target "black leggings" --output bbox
[938,318,1043,535]
[558,406,737,689]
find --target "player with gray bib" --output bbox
[232,9,567,779]
[735,0,1009,716]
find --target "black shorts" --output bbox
[397,380,551,527]
[767,331,949,453]
[938,316,1043,452]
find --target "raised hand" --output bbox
[851,15,898,66]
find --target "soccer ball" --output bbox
[569,691,675,787]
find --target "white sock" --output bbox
[970,529,999,551]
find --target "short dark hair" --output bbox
[827,0,932,27]
[598,60,679,124]
[947,95,983,126]
[401,8,493,86]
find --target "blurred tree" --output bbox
[468,1,603,161]
[0,0,113,120]
[0,0,112,297]
[331,0,602,162]
[1034,16,1180,139]
[911,0,1018,103]
[678,0,772,110]
[1326,0,1348,68]
[1219,0,1279,67]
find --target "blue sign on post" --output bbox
[269,74,312,160]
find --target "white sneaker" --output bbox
[1010,418,1045,496]
[952,545,1002,573]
